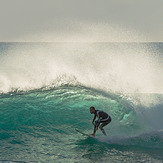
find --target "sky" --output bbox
[0,0,163,42]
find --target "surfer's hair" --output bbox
[90,106,95,110]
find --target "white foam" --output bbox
[0,42,162,96]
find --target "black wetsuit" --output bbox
[92,110,111,135]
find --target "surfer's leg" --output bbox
[93,125,96,133]
[99,124,107,136]
[99,118,111,136]
[93,123,98,133]
[89,124,97,136]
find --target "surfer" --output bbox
[89,106,111,136]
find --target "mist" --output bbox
[0,42,162,96]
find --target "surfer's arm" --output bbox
[96,114,101,127]
[92,114,96,125]
[95,121,100,128]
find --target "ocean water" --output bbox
[0,42,163,163]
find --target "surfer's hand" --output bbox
[95,127,98,131]
[92,122,95,126]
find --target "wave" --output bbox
[0,83,163,163]
[1,42,163,153]
[1,84,163,138]
[0,42,163,95]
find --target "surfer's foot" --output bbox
[89,133,95,137]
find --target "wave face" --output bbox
[0,42,163,162]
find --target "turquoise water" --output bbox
[0,43,163,162]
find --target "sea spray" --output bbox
[0,43,162,95]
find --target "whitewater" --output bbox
[0,42,163,162]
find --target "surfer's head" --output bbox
[90,106,95,114]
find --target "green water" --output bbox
[0,86,163,162]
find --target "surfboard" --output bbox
[75,128,95,138]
